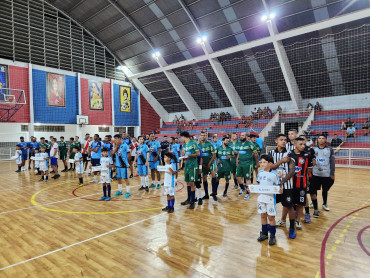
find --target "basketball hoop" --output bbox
[8,95,16,105]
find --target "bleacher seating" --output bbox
[310,108,370,149]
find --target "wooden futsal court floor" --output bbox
[0,161,369,278]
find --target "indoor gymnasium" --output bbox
[0,0,370,277]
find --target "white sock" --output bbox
[197,188,202,198]
[118,184,122,192]
[145,176,149,187]
[94,175,98,181]
[140,177,145,186]
[126,185,130,193]
[157,181,161,186]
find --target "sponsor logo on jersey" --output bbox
[299,158,305,164]
[317,158,326,163]
[295,166,302,172]
[300,190,305,196]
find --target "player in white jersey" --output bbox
[34,148,41,174]
[270,133,297,239]
[162,153,177,213]
[255,154,280,246]
[99,147,112,201]
[285,129,298,152]
[73,146,84,186]
[15,144,22,172]
[38,146,49,182]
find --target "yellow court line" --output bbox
[30,182,164,214]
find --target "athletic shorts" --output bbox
[22,153,28,161]
[236,164,253,179]
[60,151,67,161]
[230,161,237,175]
[149,160,159,170]
[184,167,198,183]
[116,168,128,179]
[217,169,231,180]
[39,163,48,172]
[276,189,294,208]
[131,156,135,162]
[82,153,88,162]
[171,162,178,172]
[309,176,334,194]
[69,152,75,159]
[91,158,101,167]
[50,157,58,166]
[137,165,148,176]
[100,174,111,184]
[258,202,277,216]
[292,188,307,206]
[28,152,34,159]
[164,186,175,196]
[202,161,216,176]
[347,133,354,138]
[75,162,83,174]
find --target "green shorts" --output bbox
[230,161,237,175]
[202,161,216,176]
[69,152,75,159]
[184,167,198,183]
[236,164,254,179]
[217,169,231,180]
[60,151,67,161]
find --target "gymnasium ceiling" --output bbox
[47,0,370,113]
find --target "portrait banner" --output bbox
[0,65,9,101]
[120,86,131,112]
[88,80,104,110]
[47,72,65,107]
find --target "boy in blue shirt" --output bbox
[134,136,150,191]
[169,137,180,180]
[18,136,28,171]
[148,133,162,189]
[89,134,102,183]
[112,134,131,198]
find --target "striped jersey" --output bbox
[285,141,295,152]
[288,151,313,189]
[269,148,293,189]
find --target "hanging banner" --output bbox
[119,86,131,112]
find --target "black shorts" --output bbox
[277,189,294,208]
[29,152,34,159]
[131,156,135,162]
[82,153,88,162]
[309,175,334,194]
[347,133,354,138]
[292,188,307,206]
[91,158,101,166]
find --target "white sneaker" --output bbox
[243,193,250,200]
[276,219,286,227]
[89,179,97,183]
[296,221,302,230]
[322,204,330,211]
[309,202,313,208]
[238,189,245,197]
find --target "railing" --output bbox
[265,147,370,169]
[0,147,15,161]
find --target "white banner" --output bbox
[157,166,167,172]
[92,166,102,172]
[249,184,281,194]
[31,156,46,161]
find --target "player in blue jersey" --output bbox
[169,137,180,181]
[111,134,131,198]
[122,132,134,178]
[89,134,102,183]
[18,136,29,171]
[28,136,39,170]
[134,136,150,191]
[148,133,162,189]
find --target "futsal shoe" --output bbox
[201,195,209,200]
[149,183,156,188]
[304,213,311,223]
[188,202,195,209]
[210,193,218,202]
[39,178,44,182]
[244,193,250,200]
[50,170,55,174]
[78,183,84,187]
[138,186,146,191]
[198,198,203,205]
[162,206,169,211]
[269,236,276,246]
[156,184,161,189]
[105,197,111,201]
[89,179,97,183]
[181,200,189,206]
[129,174,133,178]
[257,232,268,242]
[123,192,131,198]
[168,207,174,213]
[313,210,320,217]
[322,204,330,211]
[223,191,227,197]
[145,186,149,192]
[289,229,296,239]
[61,169,66,172]
[276,219,286,227]
[238,189,246,197]
[295,221,302,230]
[113,191,123,196]
[99,196,106,201]
[15,170,21,173]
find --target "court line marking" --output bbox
[320,205,370,278]
[0,212,166,271]
[357,225,370,256]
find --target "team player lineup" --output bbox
[14,128,336,246]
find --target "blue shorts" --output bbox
[116,168,128,179]
[50,157,58,166]
[91,158,101,166]
[171,163,178,172]
[21,153,28,161]
[137,165,148,176]
[149,160,159,170]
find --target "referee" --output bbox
[270,133,297,239]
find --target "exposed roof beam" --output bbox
[129,8,370,80]
[66,0,85,13]
[81,3,111,24]
[177,0,244,117]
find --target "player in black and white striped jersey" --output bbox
[270,133,297,239]
[286,129,298,152]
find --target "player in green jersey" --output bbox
[180,131,200,210]
[250,134,261,183]
[198,131,216,200]
[214,136,235,200]
[69,137,81,171]
[59,136,68,172]
[236,132,259,200]
[229,133,239,189]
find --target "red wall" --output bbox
[80,78,112,125]
[140,94,160,135]
[6,65,30,122]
